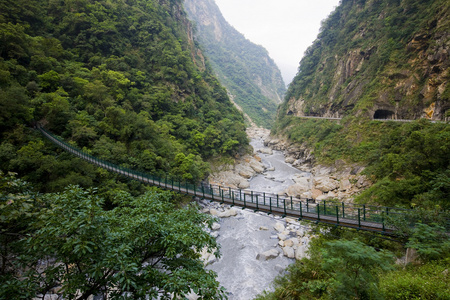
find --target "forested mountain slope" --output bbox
[273,0,450,209]
[261,3,450,298]
[0,0,248,193]
[283,0,449,120]
[184,0,285,128]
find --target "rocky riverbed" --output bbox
[197,200,313,300]
[202,126,373,299]
[210,126,372,203]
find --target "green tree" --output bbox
[0,171,40,299]
[4,185,225,299]
[321,239,394,300]
[406,223,450,262]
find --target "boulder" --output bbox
[256,249,280,261]
[311,188,323,200]
[237,179,250,189]
[249,158,265,173]
[209,208,220,216]
[292,175,311,186]
[210,208,238,218]
[211,222,221,231]
[277,233,289,241]
[339,178,352,191]
[316,194,328,201]
[301,191,312,199]
[274,222,285,232]
[313,166,334,176]
[284,183,309,197]
[285,156,296,164]
[282,246,295,258]
[283,239,294,247]
[259,148,273,155]
[220,208,238,218]
[287,238,299,247]
[314,176,339,192]
[316,191,337,201]
[259,226,269,231]
[295,245,308,260]
[237,167,253,179]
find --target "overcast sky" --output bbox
[214,0,341,85]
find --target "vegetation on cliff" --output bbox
[284,0,449,120]
[0,0,248,194]
[268,0,450,298]
[184,0,285,128]
[0,0,251,297]
[274,0,450,210]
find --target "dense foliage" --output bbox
[256,227,450,300]
[0,172,225,299]
[273,116,450,209]
[184,0,285,128]
[0,0,248,193]
[268,1,450,298]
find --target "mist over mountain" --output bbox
[184,0,286,128]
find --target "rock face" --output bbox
[283,0,450,121]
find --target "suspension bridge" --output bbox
[37,125,430,234]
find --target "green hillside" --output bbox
[0,0,248,193]
[274,0,450,209]
[184,0,285,128]
[283,0,449,120]
[265,3,449,298]
[0,0,249,297]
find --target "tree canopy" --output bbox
[0,0,248,194]
[0,172,225,299]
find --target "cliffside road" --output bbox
[296,116,447,123]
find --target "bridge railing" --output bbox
[38,126,447,232]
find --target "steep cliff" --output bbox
[283,0,449,121]
[0,0,248,191]
[272,0,450,208]
[184,0,286,128]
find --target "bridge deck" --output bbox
[38,126,414,234]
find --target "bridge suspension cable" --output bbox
[37,125,436,234]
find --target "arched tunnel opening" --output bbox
[373,109,395,119]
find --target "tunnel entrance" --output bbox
[373,109,395,119]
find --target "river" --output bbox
[205,136,310,299]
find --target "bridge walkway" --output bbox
[38,125,416,234]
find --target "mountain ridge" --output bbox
[184,0,286,128]
[282,0,449,121]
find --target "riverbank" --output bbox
[209,126,371,203]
